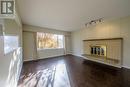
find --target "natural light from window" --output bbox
[37,32,64,49]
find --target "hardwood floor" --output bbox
[18,55,130,87]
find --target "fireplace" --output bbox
[90,45,107,57]
[82,38,123,68]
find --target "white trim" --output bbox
[122,66,130,69]
[24,58,37,62]
[66,53,71,55]
[23,55,66,62]
[71,54,85,58]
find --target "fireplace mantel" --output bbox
[83,38,123,41]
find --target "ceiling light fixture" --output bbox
[85,18,103,27]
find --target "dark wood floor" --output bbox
[18,55,130,87]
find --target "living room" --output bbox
[0,0,130,87]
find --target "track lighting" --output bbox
[85,18,103,27]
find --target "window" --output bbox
[37,32,64,49]
[4,36,18,54]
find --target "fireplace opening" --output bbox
[90,45,107,57]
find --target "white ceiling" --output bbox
[17,0,130,31]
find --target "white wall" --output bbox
[0,0,23,86]
[38,48,65,59]
[65,35,72,54]
[0,20,4,35]
[23,24,71,35]
[23,24,71,61]
[4,19,22,47]
[71,16,130,68]
[23,31,37,61]
[0,19,22,87]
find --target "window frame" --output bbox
[37,32,64,50]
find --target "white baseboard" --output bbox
[24,58,37,62]
[71,54,84,58]
[122,65,130,69]
[23,55,65,62]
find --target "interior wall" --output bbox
[23,24,71,61]
[23,24,71,35]
[37,48,65,59]
[4,19,22,47]
[65,34,72,54]
[0,19,22,87]
[0,25,3,35]
[23,31,37,61]
[71,16,130,68]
